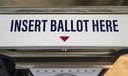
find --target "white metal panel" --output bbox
[0,14,128,48]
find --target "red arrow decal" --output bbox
[60,36,69,42]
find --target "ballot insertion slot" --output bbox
[0,49,118,69]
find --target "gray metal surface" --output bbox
[0,49,112,57]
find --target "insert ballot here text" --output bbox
[10,19,119,32]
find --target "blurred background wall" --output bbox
[0,0,127,7]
